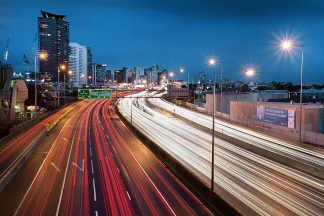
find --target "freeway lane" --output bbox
[12,98,211,215]
[14,100,94,215]
[147,92,324,174]
[0,102,83,185]
[99,100,210,215]
[119,92,324,215]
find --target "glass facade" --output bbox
[38,11,69,82]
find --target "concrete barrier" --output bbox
[0,101,83,192]
[0,131,47,192]
[115,100,239,216]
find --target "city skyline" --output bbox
[0,0,324,83]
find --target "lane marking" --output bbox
[126,191,131,200]
[121,164,130,180]
[72,159,85,172]
[89,147,93,157]
[95,211,98,216]
[55,111,85,216]
[92,178,97,202]
[14,115,75,216]
[50,162,61,172]
[91,159,94,174]
[120,135,177,216]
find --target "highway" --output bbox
[0,101,84,189]
[118,91,324,216]
[2,98,211,216]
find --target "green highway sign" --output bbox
[78,89,112,99]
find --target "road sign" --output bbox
[78,89,112,99]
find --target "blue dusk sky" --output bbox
[0,0,324,84]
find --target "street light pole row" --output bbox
[208,58,255,191]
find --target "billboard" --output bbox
[257,106,296,128]
[78,89,112,99]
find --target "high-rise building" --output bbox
[114,68,126,83]
[106,70,113,82]
[86,47,93,85]
[151,64,159,85]
[126,68,136,83]
[159,69,168,85]
[69,42,87,88]
[134,66,141,84]
[144,68,151,84]
[144,65,159,85]
[38,11,69,82]
[94,64,108,85]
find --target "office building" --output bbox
[114,67,127,83]
[69,42,87,88]
[38,11,69,82]
[144,65,159,85]
[87,47,93,85]
[134,66,141,84]
[151,64,159,85]
[159,69,168,85]
[94,64,109,85]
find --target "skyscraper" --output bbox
[151,64,159,85]
[94,64,108,85]
[114,68,126,83]
[86,47,93,85]
[38,11,69,82]
[69,42,87,88]
[134,66,141,84]
[144,65,159,85]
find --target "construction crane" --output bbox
[3,38,9,64]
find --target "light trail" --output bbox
[119,91,324,215]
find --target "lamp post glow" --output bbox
[281,39,293,50]
[280,39,304,143]
[209,58,216,191]
[245,68,255,77]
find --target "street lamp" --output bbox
[35,51,47,118]
[180,67,190,85]
[245,68,256,77]
[280,39,304,143]
[58,64,66,109]
[209,58,216,191]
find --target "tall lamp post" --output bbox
[281,39,304,143]
[35,52,47,118]
[219,64,223,118]
[58,64,66,109]
[180,68,190,84]
[209,58,216,190]
[169,72,175,99]
[65,70,72,104]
